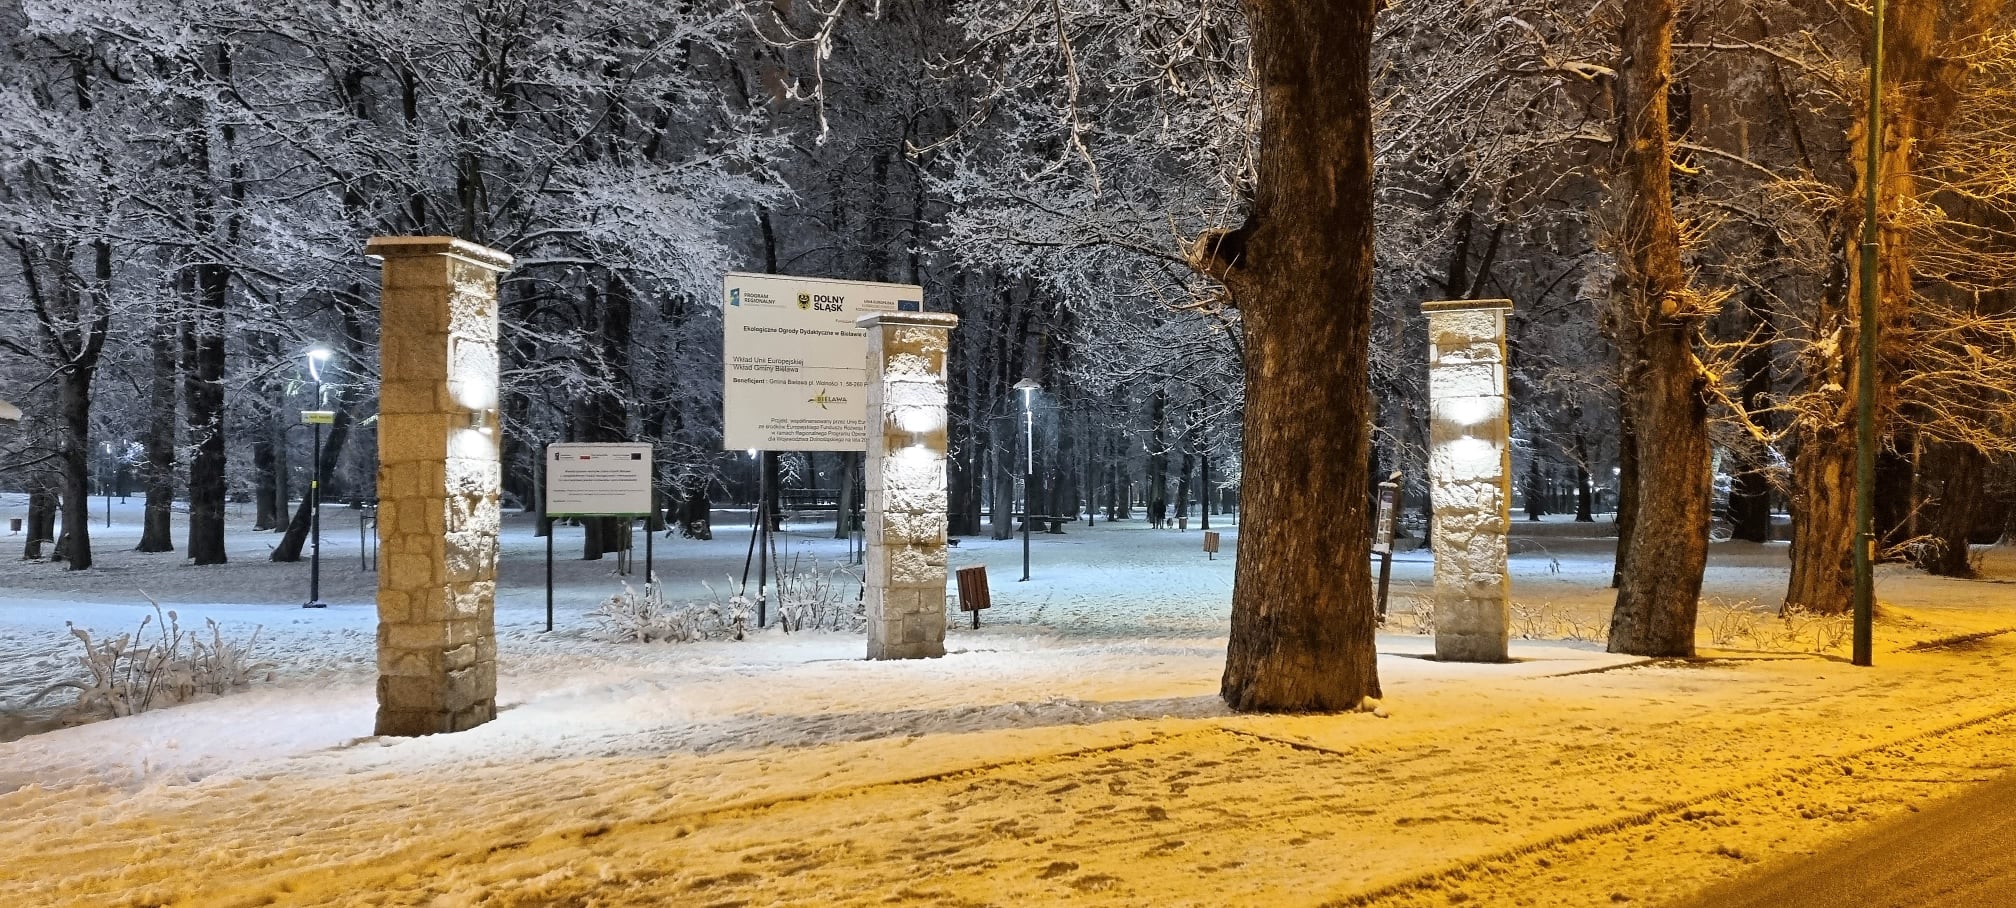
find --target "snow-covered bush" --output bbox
[1696,599,1850,653]
[1391,597,1435,635]
[1701,599,1766,647]
[774,555,863,633]
[592,581,706,643]
[26,601,275,719]
[590,579,755,643]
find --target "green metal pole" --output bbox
[1852,0,1885,668]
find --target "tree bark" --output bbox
[989,431,1015,540]
[835,451,860,539]
[1524,454,1546,522]
[1574,430,1594,523]
[184,261,230,565]
[1728,318,1774,542]
[24,483,56,560]
[1208,0,1380,712]
[1606,0,1711,657]
[136,298,178,553]
[56,357,95,570]
[1148,388,1168,527]
[1913,439,1983,577]
[1786,0,2002,613]
[253,432,279,531]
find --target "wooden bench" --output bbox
[955,564,991,629]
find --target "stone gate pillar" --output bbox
[858,312,959,660]
[367,236,513,735]
[1424,298,1513,662]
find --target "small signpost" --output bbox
[544,442,655,632]
[1203,531,1221,560]
[1373,473,1403,622]
[955,565,992,629]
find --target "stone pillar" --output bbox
[367,236,513,735]
[858,312,959,660]
[1424,298,1513,662]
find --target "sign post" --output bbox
[544,442,655,631]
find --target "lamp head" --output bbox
[305,345,334,382]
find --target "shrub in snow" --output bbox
[592,580,704,643]
[590,578,756,643]
[1696,599,1850,653]
[773,554,863,633]
[23,600,276,720]
[1770,606,1851,653]
[1391,597,1435,635]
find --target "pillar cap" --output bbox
[1422,298,1513,314]
[856,312,959,330]
[365,236,515,272]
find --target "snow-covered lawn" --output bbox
[6,495,2016,906]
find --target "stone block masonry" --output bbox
[858,312,959,660]
[367,237,513,735]
[1424,298,1513,662]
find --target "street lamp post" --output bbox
[1851,0,1887,668]
[1013,378,1041,581]
[303,345,335,609]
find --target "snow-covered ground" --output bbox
[6,494,2016,906]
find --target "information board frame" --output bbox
[544,442,654,518]
[720,272,923,452]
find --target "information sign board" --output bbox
[545,443,653,516]
[721,272,923,451]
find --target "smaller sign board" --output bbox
[545,443,653,516]
[301,410,336,425]
[1372,482,1400,555]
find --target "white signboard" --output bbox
[545,443,653,516]
[722,272,923,451]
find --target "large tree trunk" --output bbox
[252,430,279,531]
[1611,387,1637,588]
[24,483,56,560]
[56,357,95,571]
[137,299,178,553]
[1573,430,1594,523]
[1785,0,2001,613]
[1787,419,1856,613]
[1199,450,1212,530]
[1606,0,1711,657]
[1914,439,1984,577]
[184,261,229,565]
[989,433,1015,541]
[1728,319,1774,542]
[834,451,859,539]
[1205,0,1380,712]
[1047,408,1074,534]
[1147,388,1168,526]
